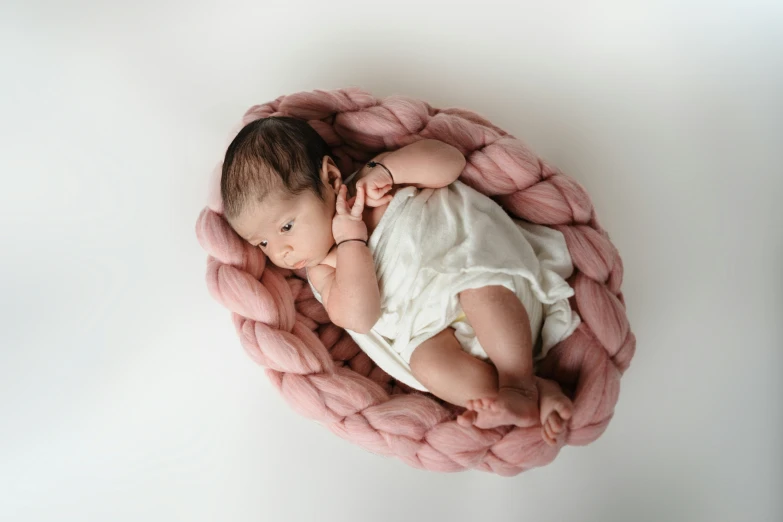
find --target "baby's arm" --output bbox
[309,185,381,334]
[309,242,380,334]
[362,139,466,189]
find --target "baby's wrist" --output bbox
[336,238,368,247]
[334,230,368,243]
[333,222,368,245]
[367,161,395,185]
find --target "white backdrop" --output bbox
[1,1,782,521]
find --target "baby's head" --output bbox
[221,116,343,270]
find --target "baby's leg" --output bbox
[409,326,571,443]
[409,328,499,407]
[459,285,572,437]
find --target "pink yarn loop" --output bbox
[194,88,635,475]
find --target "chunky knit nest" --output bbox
[195,88,635,476]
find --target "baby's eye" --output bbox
[281,221,294,232]
[258,241,267,249]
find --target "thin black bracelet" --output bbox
[367,160,395,184]
[337,238,368,247]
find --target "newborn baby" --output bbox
[221,116,579,444]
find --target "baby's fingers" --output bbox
[335,185,348,214]
[368,194,393,207]
[350,186,365,217]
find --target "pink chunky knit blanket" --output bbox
[195,88,635,475]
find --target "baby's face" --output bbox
[230,187,336,270]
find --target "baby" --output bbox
[221,116,577,445]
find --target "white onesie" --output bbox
[307,179,580,392]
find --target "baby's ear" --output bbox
[321,156,342,192]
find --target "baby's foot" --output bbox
[536,377,573,446]
[459,377,540,430]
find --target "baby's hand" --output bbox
[332,185,368,244]
[355,168,393,207]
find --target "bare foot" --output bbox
[457,377,540,429]
[536,377,573,446]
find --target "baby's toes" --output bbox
[465,398,491,411]
[457,410,478,427]
[542,422,556,446]
[484,398,500,412]
[473,397,494,411]
[547,413,564,434]
[554,399,573,421]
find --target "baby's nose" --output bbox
[280,245,294,258]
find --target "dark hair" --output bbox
[220,116,333,219]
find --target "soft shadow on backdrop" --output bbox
[1,1,781,521]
